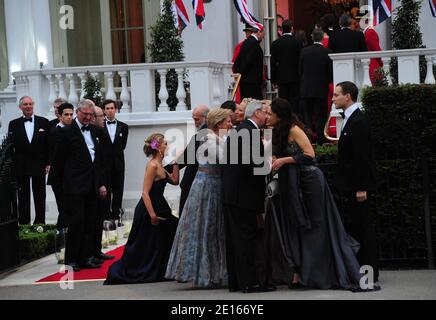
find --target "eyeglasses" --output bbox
[21,102,34,106]
[79,110,93,117]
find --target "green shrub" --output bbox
[19,225,56,262]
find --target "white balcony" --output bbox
[328,48,436,137]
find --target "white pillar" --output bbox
[56,74,68,100]
[212,68,222,107]
[67,74,79,106]
[424,55,435,84]
[157,69,169,112]
[104,72,117,101]
[187,66,214,109]
[130,69,155,113]
[78,73,87,100]
[175,68,187,111]
[119,71,131,113]
[46,75,57,117]
[361,58,372,87]
[398,55,420,84]
[381,57,392,85]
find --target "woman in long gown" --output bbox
[268,98,362,290]
[165,108,232,288]
[104,133,179,285]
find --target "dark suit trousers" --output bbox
[300,98,328,145]
[240,82,263,100]
[224,205,259,290]
[105,168,125,219]
[51,184,67,229]
[278,83,300,115]
[65,193,97,265]
[341,194,379,282]
[178,186,190,217]
[92,197,106,256]
[17,175,46,225]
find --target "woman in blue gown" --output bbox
[165,108,233,288]
[104,133,179,285]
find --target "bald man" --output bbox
[92,106,105,128]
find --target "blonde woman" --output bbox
[166,108,232,288]
[235,97,251,125]
[105,133,179,285]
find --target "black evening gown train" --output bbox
[104,177,178,285]
[265,142,362,290]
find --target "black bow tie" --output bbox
[339,112,345,119]
[81,126,90,132]
[24,118,33,123]
[107,120,116,125]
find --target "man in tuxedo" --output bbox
[233,26,265,100]
[54,99,107,271]
[271,19,303,114]
[299,28,333,145]
[49,98,67,128]
[220,100,237,126]
[328,14,367,53]
[222,100,274,293]
[47,103,74,230]
[8,96,50,225]
[101,99,129,220]
[332,81,379,283]
[175,105,209,217]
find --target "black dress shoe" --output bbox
[351,284,382,293]
[90,257,104,265]
[67,262,81,272]
[229,287,241,292]
[242,285,261,293]
[258,284,277,292]
[288,282,304,290]
[80,260,102,269]
[97,252,115,260]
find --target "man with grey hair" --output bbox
[92,105,105,128]
[222,100,275,293]
[172,105,210,216]
[54,99,107,271]
[50,97,68,128]
[8,96,50,224]
[300,27,333,145]
[328,14,367,53]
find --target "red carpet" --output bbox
[35,246,125,284]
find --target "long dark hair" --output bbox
[271,98,306,156]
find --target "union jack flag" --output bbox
[370,0,392,26]
[172,0,190,32]
[233,0,264,31]
[430,0,436,18]
[192,0,205,29]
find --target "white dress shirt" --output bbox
[76,118,95,162]
[106,118,117,143]
[24,115,35,143]
[341,103,360,132]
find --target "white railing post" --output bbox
[381,57,392,85]
[104,72,117,101]
[175,68,187,111]
[78,73,86,100]
[46,74,57,117]
[56,74,68,100]
[361,58,372,87]
[130,69,155,113]
[424,55,436,84]
[332,59,355,86]
[212,67,222,107]
[187,65,215,108]
[118,71,131,113]
[157,69,169,112]
[67,74,79,106]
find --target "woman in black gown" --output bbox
[267,98,362,290]
[105,133,179,285]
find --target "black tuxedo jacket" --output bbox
[176,124,208,191]
[8,116,50,176]
[271,34,303,84]
[233,36,264,84]
[300,44,333,99]
[328,28,368,53]
[49,118,60,129]
[102,120,129,172]
[336,108,375,194]
[47,125,63,186]
[54,121,105,195]
[222,120,266,213]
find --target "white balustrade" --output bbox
[46,75,57,117]
[78,73,87,100]
[67,74,79,106]
[118,71,131,113]
[175,68,187,111]
[361,59,372,87]
[212,67,222,107]
[424,55,436,84]
[104,72,117,101]
[381,57,392,85]
[56,74,68,100]
[157,69,169,112]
